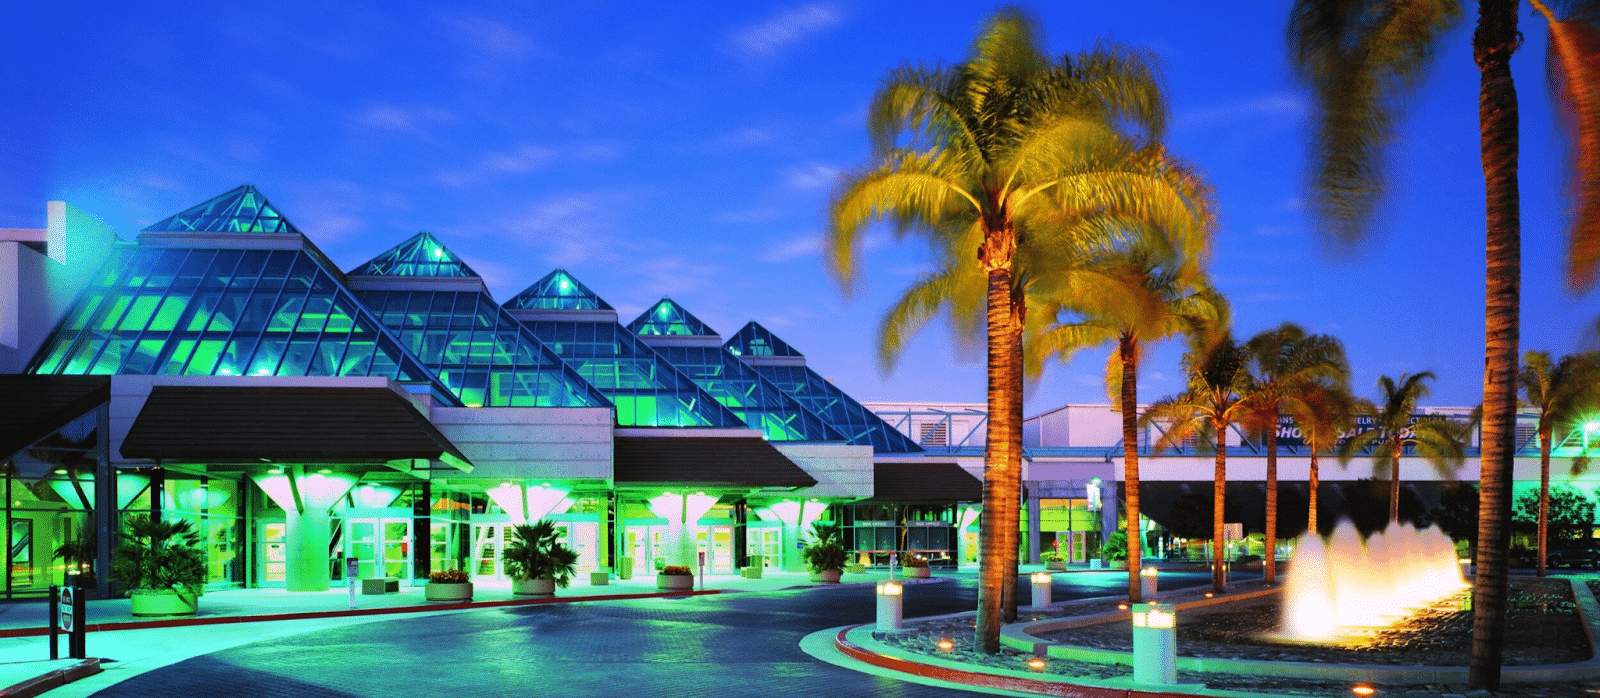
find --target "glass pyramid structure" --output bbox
[725,322,923,453]
[505,269,611,311]
[626,300,845,442]
[510,272,744,428]
[350,238,612,409]
[349,232,481,278]
[142,184,301,235]
[27,246,452,399]
[628,298,716,336]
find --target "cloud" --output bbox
[436,141,623,187]
[728,3,842,59]
[490,192,631,266]
[352,104,455,134]
[784,163,840,191]
[761,234,821,262]
[1175,93,1306,132]
[714,207,784,224]
[442,15,535,59]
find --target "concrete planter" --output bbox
[513,578,555,596]
[425,581,473,602]
[129,588,199,617]
[904,566,931,579]
[657,574,693,590]
[1046,560,1067,571]
[809,569,842,583]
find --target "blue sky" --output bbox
[4,2,1596,411]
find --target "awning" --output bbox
[613,434,817,488]
[864,462,983,503]
[120,385,471,469]
[0,375,111,458]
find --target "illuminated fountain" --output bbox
[1279,519,1467,641]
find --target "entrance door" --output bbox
[346,518,412,581]
[693,526,735,574]
[1068,531,1088,563]
[750,527,782,568]
[259,521,287,586]
[470,523,507,580]
[554,521,599,573]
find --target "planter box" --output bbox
[513,578,555,596]
[425,581,474,602]
[846,563,865,574]
[129,588,198,618]
[741,566,763,579]
[657,573,693,590]
[589,571,609,586]
[1046,560,1067,571]
[362,577,399,595]
[809,569,842,583]
[904,566,931,579]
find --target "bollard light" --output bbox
[876,581,904,631]
[1140,566,1159,600]
[1029,571,1052,609]
[1131,602,1177,685]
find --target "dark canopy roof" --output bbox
[0,375,111,458]
[865,462,983,503]
[121,385,470,467]
[613,434,816,488]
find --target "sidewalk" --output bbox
[0,567,950,698]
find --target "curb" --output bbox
[832,625,1230,698]
[0,589,720,639]
[0,659,101,698]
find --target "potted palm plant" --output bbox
[425,568,473,601]
[504,519,579,596]
[110,515,205,617]
[803,521,847,583]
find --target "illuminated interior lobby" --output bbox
[0,185,983,600]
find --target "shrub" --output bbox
[903,554,929,568]
[429,569,470,584]
[660,565,691,576]
[802,521,848,573]
[110,515,205,593]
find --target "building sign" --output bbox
[1262,414,1466,452]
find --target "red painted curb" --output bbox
[831,626,1198,698]
[0,658,101,698]
[0,589,718,639]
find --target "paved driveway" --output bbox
[89,570,1220,697]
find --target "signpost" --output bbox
[346,557,360,610]
[50,585,86,659]
[697,550,707,591]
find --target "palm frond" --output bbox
[1537,0,1600,290]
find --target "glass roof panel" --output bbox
[26,247,458,403]
[141,184,301,235]
[505,269,613,311]
[358,288,612,408]
[626,298,717,336]
[724,322,923,453]
[652,344,845,441]
[347,232,481,278]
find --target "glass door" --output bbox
[258,521,287,586]
[750,527,782,568]
[554,521,599,573]
[470,523,509,580]
[346,517,413,581]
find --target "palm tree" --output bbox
[1337,372,1469,524]
[1284,382,1357,537]
[1288,0,1600,686]
[1143,330,1255,593]
[1519,350,1600,576]
[1028,253,1224,601]
[827,9,1209,654]
[1240,324,1349,583]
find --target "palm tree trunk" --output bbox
[1390,439,1403,524]
[1265,427,1278,583]
[1308,453,1320,537]
[1003,313,1025,623]
[976,265,1022,654]
[1470,0,1521,688]
[1538,426,1552,578]
[1121,340,1143,602]
[1212,417,1228,593]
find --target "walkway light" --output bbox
[876,581,903,631]
[1030,572,1052,609]
[1132,603,1176,684]
[937,638,954,651]
[1351,684,1376,697]
[1026,657,1047,671]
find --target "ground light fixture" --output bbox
[1026,657,1047,671]
[1351,684,1376,697]
[937,638,954,651]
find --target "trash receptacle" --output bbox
[618,557,634,580]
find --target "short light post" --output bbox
[1030,571,1052,609]
[1132,602,1176,685]
[1140,566,1159,600]
[876,581,904,631]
